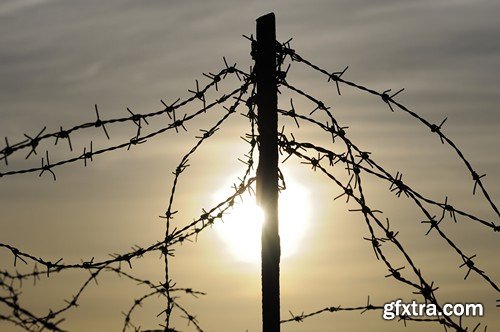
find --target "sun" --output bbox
[214,178,310,263]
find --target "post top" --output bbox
[256,12,275,24]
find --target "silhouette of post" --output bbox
[256,13,280,332]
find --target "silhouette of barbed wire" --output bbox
[276,40,499,219]
[0,73,251,180]
[0,32,498,332]
[277,134,484,332]
[269,38,496,331]
[275,68,498,294]
[280,298,453,328]
[0,63,246,165]
[0,59,257,331]
[160,69,256,330]
[0,168,256,331]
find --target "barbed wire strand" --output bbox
[276,81,498,293]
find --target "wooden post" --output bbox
[256,12,280,332]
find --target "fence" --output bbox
[1,12,498,332]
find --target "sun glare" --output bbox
[214,178,309,263]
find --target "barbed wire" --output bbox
[0,72,251,180]
[0,34,498,332]
[270,38,496,331]
[0,60,247,165]
[277,133,484,331]
[160,70,256,330]
[276,94,499,292]
[273,58,498,293]
[279,296,455,329]
[276,40,499,219]
[0,156,257,331]
[0,60,258,330]
[275,101,497,232]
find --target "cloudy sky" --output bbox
[0,1,499,331]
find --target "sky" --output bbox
[0,0,499,331]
